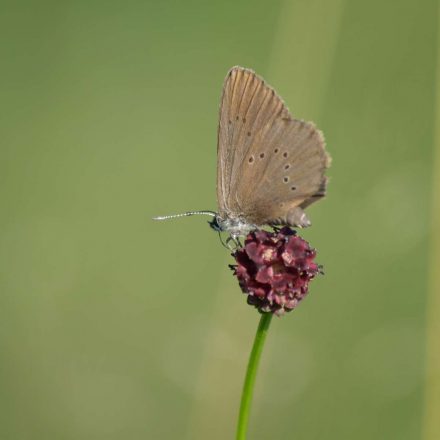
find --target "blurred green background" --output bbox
[1,0,439,439]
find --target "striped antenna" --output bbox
[152,211,217,221]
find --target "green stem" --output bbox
[236,313,273,440]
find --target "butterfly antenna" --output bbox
[152,211,217,221]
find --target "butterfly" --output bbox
[154,66,331,246]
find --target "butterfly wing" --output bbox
[216,66,330,227]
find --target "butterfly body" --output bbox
[209,215,257,238]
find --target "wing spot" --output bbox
[247,131,251,136]
[283,152,288,158]
[291,186,297,191]
[283,176,289,183]
[236,115,239,121]
[284,164,290,170]
[228,120,232,124]
[274,148,279,153]
[248,156,254,163]
[259,153,265,159]
[242,117,246,123]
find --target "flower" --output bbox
[231,227,320,316]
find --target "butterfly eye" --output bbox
[283,177,289,183]
[259,153,265,159]
[284,164,290,170]
[283,152,288,158]
[291,186,297,191]
[274,148,279,153]
[248,156,254,163]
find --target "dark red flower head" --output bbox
[231,227,320,316]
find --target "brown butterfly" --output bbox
[154,66,331,244]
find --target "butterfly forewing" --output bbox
[217,67,330,227]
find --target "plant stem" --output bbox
[236,313,273,440]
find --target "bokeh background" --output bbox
[1,0,439,439]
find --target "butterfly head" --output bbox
[208,215,222,232]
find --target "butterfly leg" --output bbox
[225,235,242,251]
[235,236,243,248]
[217,231,230,249]
[225,236,235,251]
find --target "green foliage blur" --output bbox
[0,0,437,439]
